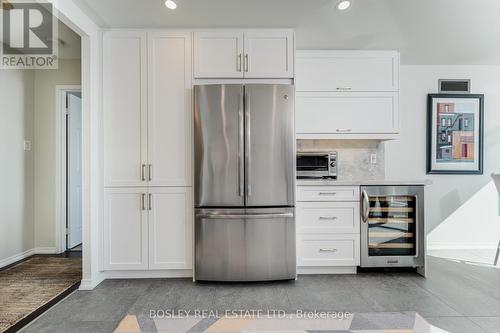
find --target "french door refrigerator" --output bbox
[194,84,296,282]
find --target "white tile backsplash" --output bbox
[297,140,385,180]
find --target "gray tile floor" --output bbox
[21,256,500,333]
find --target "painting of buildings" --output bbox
[436,102,475,163]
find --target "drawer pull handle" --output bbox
[318,192,337,195]
[319,216,337,220]
[319,248,338,253]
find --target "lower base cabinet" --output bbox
[103,187,192,271]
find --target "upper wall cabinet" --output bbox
[103,31,193,187]
[295,50,400,140]
[194,30,294,79]
[296,51,399,92]
[193,31,244,78]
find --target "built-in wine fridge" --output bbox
[360,186,425,273]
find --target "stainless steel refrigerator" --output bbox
[194,84,296,282]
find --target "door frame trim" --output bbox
[55,85,82,253]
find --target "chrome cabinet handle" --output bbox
[238,90,244,197]
[148,164,152,181]
[318,192,337,195]
[319,216,338,220]
[319,248,337,253]
[362,190,370,223]
[141,164,146,181]
[336,87,352,91]
[336,129,352,132]
[141,193,146,211]
[148,193,152,211]
[237,53,242,72]
[244,54,249,72]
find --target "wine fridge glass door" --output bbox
[367,195,417,256]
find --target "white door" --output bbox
[243,31,294,78]
[148,32,192,187]
[103,188,149,270]
[148,187,193,270]
[67,92,82,249]
[193,31,244,78]
[103,31,148,187]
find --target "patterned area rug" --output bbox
[0,256,82,332]
[114,312,449,332]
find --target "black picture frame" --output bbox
[427,94,484,175]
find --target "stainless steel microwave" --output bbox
[296,152,337,179]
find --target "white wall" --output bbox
[385,66,500,251]
[34,59,81,250]
[0,70,35,264]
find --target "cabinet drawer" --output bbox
[297,234,360,267]
[297,202,360,234]
[297,186,359,202]
[296,92,399,135]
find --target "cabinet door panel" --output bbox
[103,188,148,270]
[244,31,294,78]
[149,187,193,270]
[296,92,399,134]
[148,32,192,186]
[194,31,244,78]
[296,51,399,92]
[103,31,148,187]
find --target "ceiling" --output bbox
[75,0,500,65]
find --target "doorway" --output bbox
[57,87,82,252]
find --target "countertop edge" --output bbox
[296,180,433,186]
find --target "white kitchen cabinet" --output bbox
[103,188,149,270]
[295,50,400,140]
[193,30,294,79]
[296,185,361,272]
[296,92,399,138]
[104,31,192,187]
[148,187,193,270]
[243,30,294,78]
[296,50,399,92]
[193,31,244,78]
[148,32,192,187]
[103,31,148,187]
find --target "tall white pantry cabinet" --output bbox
[102,31,193,271]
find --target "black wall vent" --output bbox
[438,79,471,94]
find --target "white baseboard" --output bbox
[34,247,59,254]
[298,266,357,274]
[0,249,36,268]
[0,247,61,269]
[427,242,499,251]
[102,269,192,279]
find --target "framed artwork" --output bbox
[427,94,484,175]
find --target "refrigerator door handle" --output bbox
[196,212,294,219]
[245,91,252,197]
[238,90,244,197]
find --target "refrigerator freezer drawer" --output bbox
[195,208,296,282]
